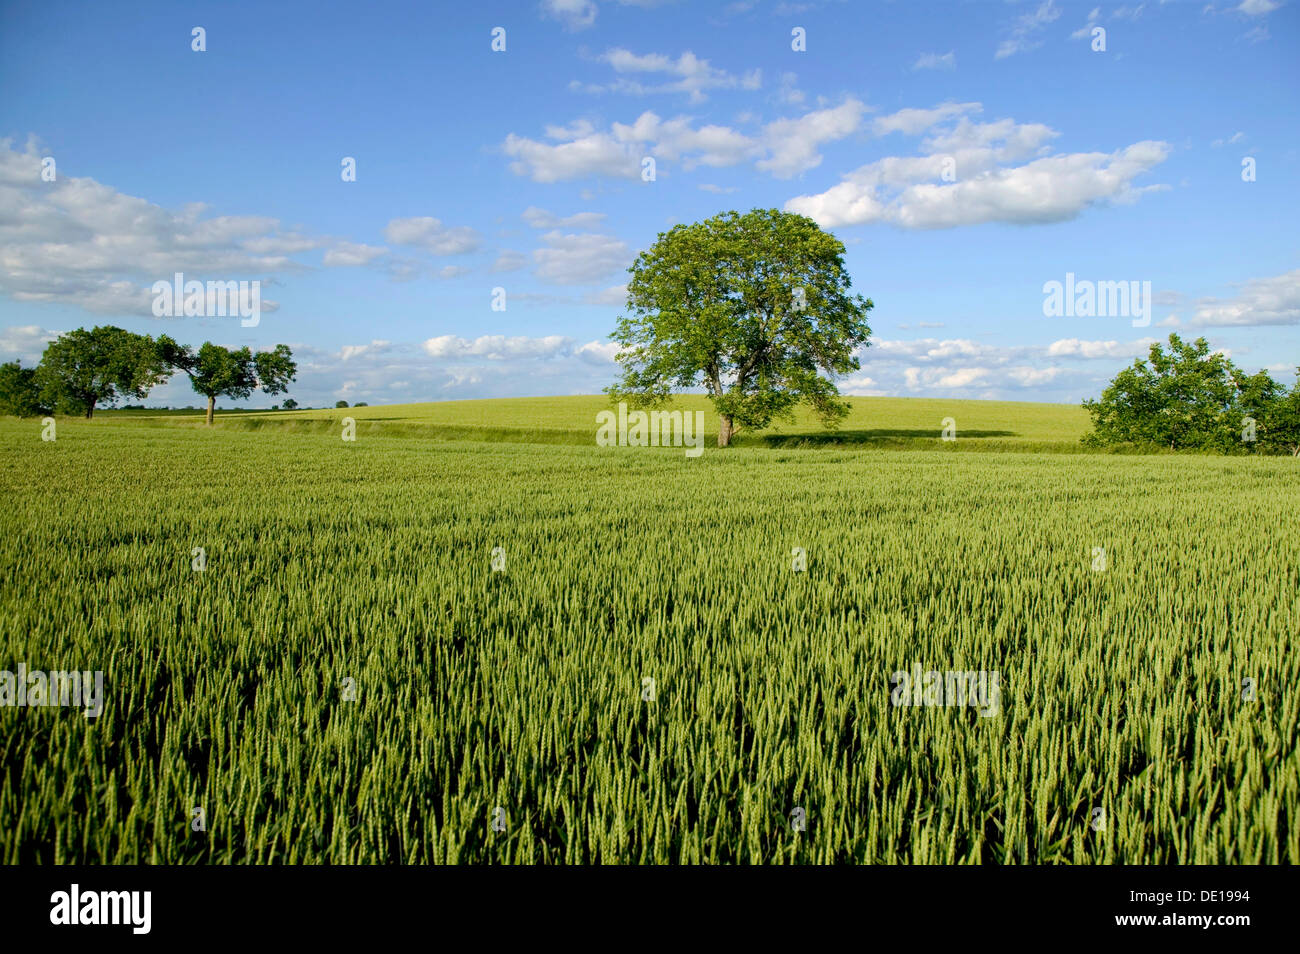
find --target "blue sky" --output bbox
[1,0,1296,408]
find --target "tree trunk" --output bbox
[718,413,734,448]
[206,394,215,426]
[84,401,94,420]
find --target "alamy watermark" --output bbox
[890,664,1000,717]
[596,402,704,458]
[50,884,150,934]
[1,664,104,719]
[1042,273,1151,328]
[152,272,261,327]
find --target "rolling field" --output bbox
[1,403,1296,864]
[97,394,1093,451]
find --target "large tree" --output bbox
[159,339,296,425]
[608,209,873,447]
[36,326,170,418]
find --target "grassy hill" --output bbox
[97,395,1093,451]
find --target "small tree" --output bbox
[36,326,169,418]
[0,361,49,417]
[609,209,873,447]
[282,398,299,410]
[335,400,349,408]
[159,339,297,425]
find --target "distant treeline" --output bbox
[0,325,296,425]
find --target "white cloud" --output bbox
[873,103,981,137]
[323,242,387,267]
[1237,0,1279,15]
[583,284,628,305]
[521,206,607,229]
[1047,337,1156,359]
[1071,6,1102,39]
[504,126,643,182]
[912,51,956,71]
[504,100,865,182]
[575,339,621,363]
[1191,269,1300,326]
[775,72,805,105]
[542,0,599,30]
[532,231,632,285]
[995,0,1062,59]
[580,48,761,102]
[0,324,57,362]
[340,339,392,361]
[0,138,308,318]
[491,250,528,273]
[698,183,740,194]
[383,217,480,254]
[786,110,1168,230]
[423,334,572,359]
[758,100,867,178]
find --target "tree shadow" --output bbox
[755,428,1017,447]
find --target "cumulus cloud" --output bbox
[583,284,629,305]
[533,231,632,284]
[1191,269,1300,326]
[542,0,598,30]
[504,100,865,182]
[340,339,392,361]
[839,334,1180,400]
[423,334,572,359]
[758,100,867,178]
[1047,337,1157,358]
[323,242,387,267]
[491,250,528,273]
[521,206,607,229]
[0,323,57,362]
[0,137,303,318]
[383,217,480,254]
[785,110,1168,229]
[575,339,622,363]
[873,103,981,137]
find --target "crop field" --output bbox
[1,406,1296,864]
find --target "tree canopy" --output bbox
[35,326,169,418]
[608,208,872,446]
[159,338,297,425]
[1084,333,1300,454]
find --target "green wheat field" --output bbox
[1,396,1296,863]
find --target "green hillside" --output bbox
[97,395,1092,451]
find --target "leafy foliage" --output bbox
[609,209,872,446]
[159,338,297,424]
[35,326,169,418]
[1083,334,1300,454]
[0,361,49,417]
